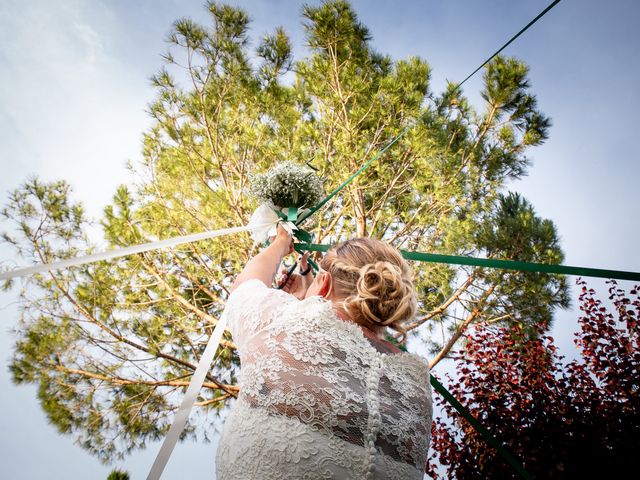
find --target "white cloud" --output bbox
[0,0,151,226]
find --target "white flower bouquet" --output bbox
[249,161,324,210]
[247,162,324,244]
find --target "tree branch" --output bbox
[429,283,497,369]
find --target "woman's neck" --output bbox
[331,300,384,339]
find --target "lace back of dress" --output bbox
[224,281,432,478]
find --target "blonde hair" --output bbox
[320,238,417,341]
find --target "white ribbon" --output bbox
[0,222,275,281]
[0,220,281,477]
[146,312,229,480]
[247,202,298,245]
[1,216,289,479]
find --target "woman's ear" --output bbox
[317,272,332,298]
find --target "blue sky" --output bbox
[1,0,639,478]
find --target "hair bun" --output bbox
[346,260,416,328]
[321,238,418,339]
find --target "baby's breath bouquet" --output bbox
[249,162,324,210]
[247,162,324,244]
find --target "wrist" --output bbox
[299,265,312,276]
[271,237,291,257]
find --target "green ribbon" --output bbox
[295,125,413,225]
[273,207,313,243]
[430,375,534,480]
[287,207,298,222]
[294,243,538,476]
[293,229,313,244]
[283,4,572,477]
[294,0,564,230]
[455,0,562,90]
[295,239,639,479]
[274,208,287,222]
[306,257,319,271]
[385,333,408,352]
[295,243,640,282]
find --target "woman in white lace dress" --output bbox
[216,226,433,479]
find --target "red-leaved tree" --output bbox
[426,279,640,479]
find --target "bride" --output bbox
[215,225,433,479]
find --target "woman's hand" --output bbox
[280,252,313,300]
[231,223,294,292]
[269,223,294,257]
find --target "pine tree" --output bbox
[2,0,568,461]
[107,469,129,480]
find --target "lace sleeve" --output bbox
[223,279,297,355]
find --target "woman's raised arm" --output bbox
[231,224,293,292]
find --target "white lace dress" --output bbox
[215,279,433,479]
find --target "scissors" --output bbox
[275,252,318,290]
[276,261,299,290]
